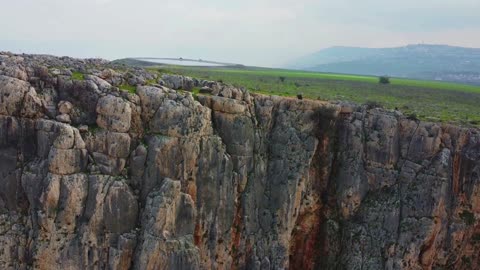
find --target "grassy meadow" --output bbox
[146,65,480,126]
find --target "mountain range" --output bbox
[288,44,480,85]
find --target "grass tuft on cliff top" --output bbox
[145,78,157,85]
[191,87,202,101]
[71,71,85,81]
[119,84,137,94]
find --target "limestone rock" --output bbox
[57,77,101,125]
[48,148,87,175]
[134,179,200,270]
[21,87,44,118]
[161,74,197,91]
[92,152,126,176]
[58,100,73,114]
[129,144,147,189]
[84,74,112,92]
[103,181,139,234]
[84,130,131,176]
[0,75,35,116]
[149,96,213,137]
[78,125,89,133]
[136,85,169,122]
[56,114,71,123]
[96,95,132,132]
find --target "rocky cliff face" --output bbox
[0,52,479,270]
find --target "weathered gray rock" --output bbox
[58,100,73,114]
[161,74,197,91]
[78,125,89,133]
[136,85,170,122]
[21,87,44,118]
[100,68,124,86]
[134,179,200,270]
[27,173,139,270]
[57,76,101,125]
[103,181,139,234]
[84,74,112,92]
[92,152,126,176]
[149,96,213,137]
[1,65,28,81]
[199,86,212,94]
[48,148,88,174]
[129,144,147,189]
[0,75,42,117]
[84,130,131,176]
[96,95,132,132]
[56,113,71,123]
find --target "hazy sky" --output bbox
[1,0,480,66]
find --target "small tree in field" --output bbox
[279,76,286,83]
[379,76,390,84]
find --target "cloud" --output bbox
[1,0,480,66]
[94,0,115,5]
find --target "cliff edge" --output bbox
[0,52,479,269]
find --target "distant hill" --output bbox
[113,57,244,68]
[288,44,480,85]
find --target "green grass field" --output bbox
[148,65,480,126]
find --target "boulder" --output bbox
[161,74,196,91]
[96,95,132,132]
[56,114,71,123]
[58,100,73,114]
[0,75,36,116]
[134,179,200,270]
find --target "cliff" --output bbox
[0,52,479,270]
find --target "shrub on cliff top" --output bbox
[365,101,384,110]
[379,76,390,84]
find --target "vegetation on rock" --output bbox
[71,71,85,80]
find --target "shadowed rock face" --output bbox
[0,52,479,270]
